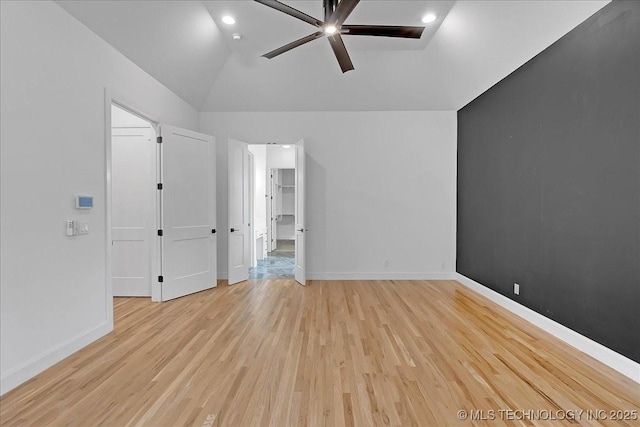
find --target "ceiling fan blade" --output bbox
[341,25,425,39]
[254,0,323,27]
[329,0,360,26]
[327,34,354,73]
[262,32,325,59]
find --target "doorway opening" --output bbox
[248,144,296,279]
[228,139,305,285]
[110,103,158,298]
[108,98,217,302]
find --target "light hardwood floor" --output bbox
[1,280,638,426]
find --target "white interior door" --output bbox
[249,152,256,267]
[159,125,216,301]
[228,139,250,285]
[111,105,155,297]
[295,140,306,286]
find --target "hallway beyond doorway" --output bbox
[249,240,294,279]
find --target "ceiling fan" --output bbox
[254,0,425,73]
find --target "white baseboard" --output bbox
[222,272,456,281]
[454,273,640,384]
[0,321,113,396]
[307,271,458,281]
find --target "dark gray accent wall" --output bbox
[457,1,639,363]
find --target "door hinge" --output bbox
[157,136,163,144]
[157,229,163,236]
[158,275,164,283]
[157,183,163,190]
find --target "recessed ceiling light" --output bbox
[282,145,291,149]
[422,14,436,24]
[222,15,236,25]
[324,25,337,35]
[232,33,242,41]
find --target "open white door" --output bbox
[159,125,217,301]
[295,140,306,285]
[248,152,256,267]
[228,139,250,285]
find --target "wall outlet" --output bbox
[441,262,446,270]
[384,259,389,267]
[514,283,520,295]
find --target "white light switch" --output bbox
[75,221,89,235]
[66,220,89,236]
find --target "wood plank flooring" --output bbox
[1,280,638,426]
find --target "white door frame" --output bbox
[105,89,162,308]
[237,141,305,282]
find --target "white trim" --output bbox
[454,273,640,384]
[0,321,112,395]
[306,272,458,281]
[104,89,115,326]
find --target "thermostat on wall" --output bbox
[75,195,94,209]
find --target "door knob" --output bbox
[296,228,304,232]
[230,228,236,232]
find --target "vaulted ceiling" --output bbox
[55,0,609,112]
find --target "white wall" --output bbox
[0,1,199,394]
[266,145,295,170]
[200,111,457,280]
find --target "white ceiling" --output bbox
[55,0,609,112]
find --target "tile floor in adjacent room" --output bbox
[249,240,295,279]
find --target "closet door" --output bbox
[111,120,155,297]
